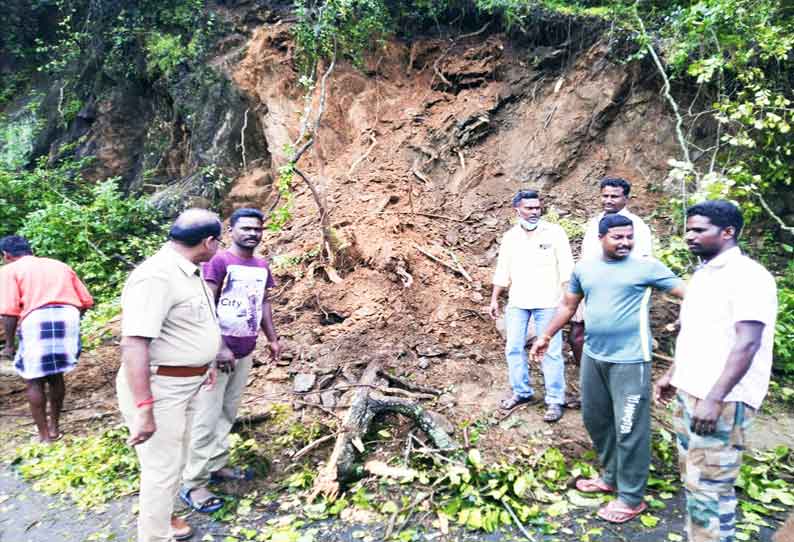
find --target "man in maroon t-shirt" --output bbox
[180,208,281,512]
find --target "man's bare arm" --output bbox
[529,292,583,361]
[2,315,18,355]
[261,296,281,360]
[668,283,686,299]
[121,336,153,404]
[120,336,157,446]
[489,285,506,320]
[543,292,583,339]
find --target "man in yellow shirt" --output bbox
[489,190,574,422]
[117,208,223,542]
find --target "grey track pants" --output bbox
[580,352,651,507]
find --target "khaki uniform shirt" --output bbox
[121,245,221,367]
[492,221,575,309]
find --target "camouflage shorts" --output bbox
[673,390,755,542]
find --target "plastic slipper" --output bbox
[210,467,254,483]
[575,477,616,494]
[178,487,224,514]
[596,500,648,524]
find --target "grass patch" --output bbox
[8,426,139,510]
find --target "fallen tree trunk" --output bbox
[310,360,458,501]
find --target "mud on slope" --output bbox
[0,18,684,460]
[215,21,682,447]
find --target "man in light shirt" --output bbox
[569,177,653,364]
[654,200,777,542]
[489,190,574,422]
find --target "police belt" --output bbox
[155,365,209,377]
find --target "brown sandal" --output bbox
[499,394,538,411]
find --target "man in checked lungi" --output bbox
[0,235,94,443]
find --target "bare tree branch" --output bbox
[757,192,794,234]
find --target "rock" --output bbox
[293,373,316,393]
[415,344,447,357]
[438,393,456,407]
[427,411,456,435]
[418,357,431,370]
[320,391,338,408]
[264,367,289,381]
[317,373,337,390]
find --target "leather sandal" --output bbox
[499,394,537,411]
[171,516,193,540]
[543,404,564,423]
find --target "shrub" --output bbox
[775,285,794,374]
[20,178,165,302]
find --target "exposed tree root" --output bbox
[310,361,458,501]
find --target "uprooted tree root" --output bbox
[309,360,458,501]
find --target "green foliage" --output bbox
[292,0,391,75]
[774,284,794,374]
[736,445,794,538]
[228,433,271,478]
[33,0,217,87]
[0,156,165,303]
[10,427,139,509]
[20,177,165,301]
[80,298,121,348]
[655,235,695,276]
[544,209,585,242]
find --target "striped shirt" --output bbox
[569,256,681,363]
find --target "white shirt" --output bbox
[580,208,653,261]
[493,221,575,309]
[671,247,777,409]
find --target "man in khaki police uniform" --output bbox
[117,208,223,542]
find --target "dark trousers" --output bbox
[580,352,651,507]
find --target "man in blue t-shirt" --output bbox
[531,214,685,524]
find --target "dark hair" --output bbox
[230,207,265,227]
[686,200,743,239]
[600,177,631,196]
[0,235,33,256]
[598,214,633,236]
[511,190,540,207]
[169,221,222,247]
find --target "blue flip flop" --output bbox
[178,487,224,514]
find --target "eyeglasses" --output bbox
[211,236,227,248]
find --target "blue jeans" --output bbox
[505,306,565,405]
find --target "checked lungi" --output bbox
[14,304,81,380]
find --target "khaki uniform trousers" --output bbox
[183,353,253,488]
[117,367,208,542]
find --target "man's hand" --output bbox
[489,299,500,320]
[653,369,677,406]
[216,345,236,373]
[690,398,725,435]
[127,407,156,446]
[204,366,217,391]
[1,345,14,360]
[529,336,549,363]
[267,340,282,361]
